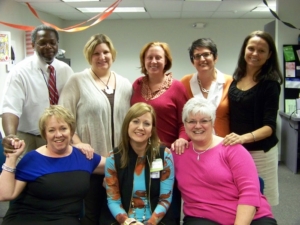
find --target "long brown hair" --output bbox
[117,102,160,168]
[233,30,283,84]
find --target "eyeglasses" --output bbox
[185,119,212,126]
[192,52,213,60]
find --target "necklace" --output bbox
[91,69,114,94]
[197,77,210,94]
[192,142,213,161]
[131,195,147,222]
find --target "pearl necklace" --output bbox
[197,77,210,94]
[192,142,213,161]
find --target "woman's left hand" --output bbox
[73,142,94,159]
[223,132,244,146]
[171,138,189,155]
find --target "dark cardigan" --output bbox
[229,79,280,152]
[100,145,175,225]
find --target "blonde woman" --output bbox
[59,34,132,225]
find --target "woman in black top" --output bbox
[223,30,283,206]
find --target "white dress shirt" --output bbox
[0,52,73,135]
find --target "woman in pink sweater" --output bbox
[172,97,277,225]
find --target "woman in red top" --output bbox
[131,42,189,225]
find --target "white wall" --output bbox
[61,18,272,82]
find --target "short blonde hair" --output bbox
[39,105,76,140]
[83,34,117,65]
[139,42,172,75]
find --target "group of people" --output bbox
[0,24,283,225]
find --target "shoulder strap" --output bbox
[113,147,121,181]
[158,145,165,162]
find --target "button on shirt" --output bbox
[0,53,73,135]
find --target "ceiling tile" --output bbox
[13,0,279,21]
[28,2,78,13]
[182,2,221,11]
[117,12,151,19]
[211,11,247,18]
[54,12,91,21]
[181,11,213,18]
[241,11,274,19]
[149,11,182,19]
[144,1,183,11]
[218,0,261,11]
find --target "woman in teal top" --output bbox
[102,102,175,225]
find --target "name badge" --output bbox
[150,158,163,172]
[150,171,160,179]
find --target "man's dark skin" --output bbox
[2,29,58,153]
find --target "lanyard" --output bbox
[40,67,56,87]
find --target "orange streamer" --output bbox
[0,0,122,32]
[0,21,35,31]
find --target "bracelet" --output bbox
[2,164,16,173]
[250,132,256,142]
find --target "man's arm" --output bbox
[2,113,19,136]
[2,113,19,153]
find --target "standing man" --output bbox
[0,24,73,154]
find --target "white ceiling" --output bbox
[14,0,277,21]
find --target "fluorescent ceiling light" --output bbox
[77,7,146,13]
[62,0,99,2]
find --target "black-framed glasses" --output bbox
[192,52,213,60]
[185,119,212,126]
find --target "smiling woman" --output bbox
[128,112,153,151]
[172,97,278,225]
[180,38,232,138]
[58,33,132,225]
[101,102,176,225]
[38,105,76,156]
[224,30,283,206]
[0,105,106,225]
[130,42,189,224]
[131,41,189,150]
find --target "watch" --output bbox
[124,218,137,225]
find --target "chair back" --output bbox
[0,139,6,172]
[259,176,265,194]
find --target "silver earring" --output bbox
[148,138,151,145]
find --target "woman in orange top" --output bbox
[181,38,232,137]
